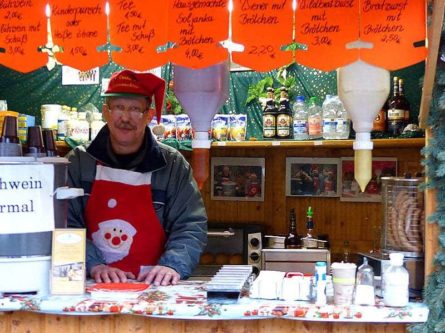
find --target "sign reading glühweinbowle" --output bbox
[0,164,55,234]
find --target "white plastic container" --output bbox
[383,252,409,307]
[41,104,61,131]
[0,256,51,295]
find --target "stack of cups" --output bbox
[0,115,22,156]
[42,129,58,157]
[25,126,46,157]
[331,262,357,306]
[41,104,61,132]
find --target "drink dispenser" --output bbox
[338,60,390,192]
[173,61,229,189]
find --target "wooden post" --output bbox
[419,0,445,128]
[424,129,440,277]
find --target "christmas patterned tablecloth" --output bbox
[0,280,428,322]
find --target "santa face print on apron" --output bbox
[85,165,166,276]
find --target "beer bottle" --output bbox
[285,208,300,249]
[276,87,292,140]
[262,87,277,140]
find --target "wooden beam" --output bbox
[424,129,440,277]
[419,0,445,128]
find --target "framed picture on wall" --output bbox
[211,157,265,201]
[340,157,397,202]
[285,158,340,197]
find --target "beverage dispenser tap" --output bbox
[338,60,390,192]
[173,61,229,189]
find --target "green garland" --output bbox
[410,18,445,333]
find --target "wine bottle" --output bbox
[285,208,300,249]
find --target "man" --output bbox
[67,70,208,286]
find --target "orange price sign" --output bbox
[109,0,168,71]
[168,0,228,68]
[360,0,427,70]
[295,0,359,71]
[49,0,108,71]
[231,0,293,72]
[0,0,48,73]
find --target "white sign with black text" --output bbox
[0,164,55,234]
[62,66,100,85]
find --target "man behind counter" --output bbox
[67,70,207,286]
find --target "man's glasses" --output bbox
[107,104,147,119]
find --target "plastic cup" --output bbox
[26,126,46,157]
[42,129,58,157]
[1,115,19,144]
[331,262,357,305]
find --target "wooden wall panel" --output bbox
[203,144,422,260]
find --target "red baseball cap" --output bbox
[103,69,166,123]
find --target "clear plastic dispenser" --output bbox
[173,61,229,189]
[354,257,375,305]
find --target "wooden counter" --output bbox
[0,313,410,333]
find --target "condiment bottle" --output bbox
[354,257,375,305]
[315,261,327,306]
[383,252,409,307]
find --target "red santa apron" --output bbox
[85,165,166,276]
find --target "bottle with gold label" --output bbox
[387,76,405,136]
[276,87,292,139]
[262,87,277,140]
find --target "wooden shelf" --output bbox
[56,137,425,153]
[210,138,425,149]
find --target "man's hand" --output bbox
[137,265,180,286]
[90,264,135,283]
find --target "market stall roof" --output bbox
[0,0,427,73]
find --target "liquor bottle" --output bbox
[285,208,300,249]
[398,78,411,126]
[262,87,277,140]
[276,87,292,139]
[372,104,387,134]
[387,76,405,136]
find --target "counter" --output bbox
[0,280,428,323]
